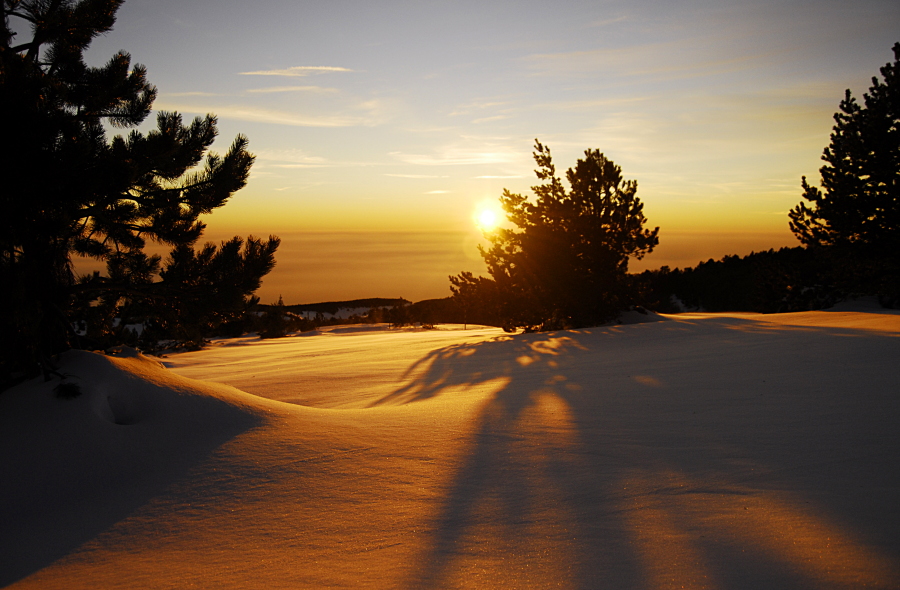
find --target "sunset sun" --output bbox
[475,206,501,231]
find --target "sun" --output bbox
[474,206,501,231]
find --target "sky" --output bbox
[71,0,900,303]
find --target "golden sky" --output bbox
[79,0,900,303]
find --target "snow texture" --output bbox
[1,310,899,589]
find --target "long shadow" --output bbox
[398,316,900,589]
[0,353,263,586]
[369,337,519,407]
[408,335,648,588]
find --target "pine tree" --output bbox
[456,140,659,331]
[448,271,504,329]
[789,42,900,301]
[0,1,275,383]
[139,236,281,348]
[258,294,291,340]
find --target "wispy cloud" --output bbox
[472,115,508,124]
[271,164,331,169]
[475,175,523,179]
[525,40,771,82]
[531,96,650,112]
[154,101,375,127]
[164,91,220,97]
[239,66,354,77]
[253,149,386,171]
[254,148,329,167]
[587,15,627,28]
[425,190,451,194]
[246,86,338,94]
[390,142,523,166]
[448,100,508,117]
[384,173,450,178]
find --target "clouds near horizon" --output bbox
[239,66,355,77]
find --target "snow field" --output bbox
[1,311,898,589]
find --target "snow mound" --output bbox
[0,350,275,585]
[615,306,669,325]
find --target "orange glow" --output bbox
[473,203,503,232]
[623,469,900,589]
[477,209,498,230]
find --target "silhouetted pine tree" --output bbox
[387,303,412,328]
[258,295,291,340]
[448,271,506,329]
[454,140,658,331]
[148,237,280,347]
[789,42,900,304]
[0,1,277,384]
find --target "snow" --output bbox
[2,311,899,589]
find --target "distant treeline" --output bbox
[262,244,896,336]
[249,296,496,336]
[267,298,409,316]
[63,242,895,352]
[249,297,417,340]
[407,244,885,330]
[632,246,839,314]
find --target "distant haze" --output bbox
[76,228,798,304]
[253,229,798,304]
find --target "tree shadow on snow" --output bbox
[391,316,900,589]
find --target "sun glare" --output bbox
[475,206,501,232]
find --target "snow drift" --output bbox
[1,311,899,589]
[0,349,271,584]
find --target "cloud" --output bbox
[154,101,372,127]
[252,149,386,171]
[531,96,650,112]
[270,164,331,169]
[254,149,329,167]
[384,174,450,178]
[475,175,523,179]
[425,190,451,194]
[472,115,508,124]
[246,86,338,94]
[448,100,509,117]
[239,66,354,77]
[164,91,220,97]
[525,40,771,82]
[587,15,628,28]
[390,142,523,166]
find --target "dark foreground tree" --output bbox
[1,0,277,384]
[789,42,900,302]
[73,236,281,350]
[452,140,659,331]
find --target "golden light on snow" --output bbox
[623,470,900,589]
[6,312,900,588]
